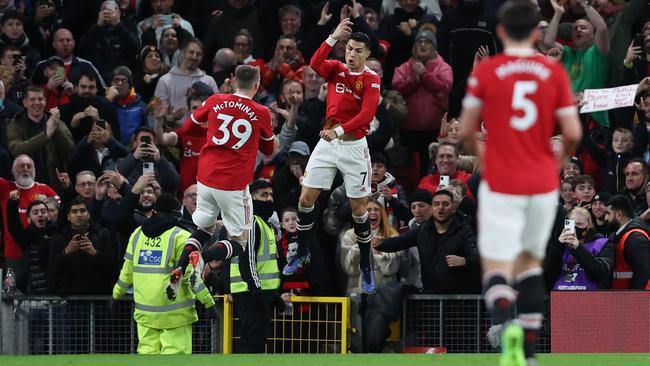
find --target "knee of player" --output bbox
[299,188,319,207]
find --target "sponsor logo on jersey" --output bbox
[138,250,163,265]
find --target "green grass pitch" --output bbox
[1,354,649,366]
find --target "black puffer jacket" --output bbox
[379,215,481,294]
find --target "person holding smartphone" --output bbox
[544,207,614,291]
[114,126,179,194]
[66,118,129,179]
[48,195,117,296]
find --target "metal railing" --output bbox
[0,295,227,355]
[401,294,550,353]
[2,293,551,354]
[227,295,350,354]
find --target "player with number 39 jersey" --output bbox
[191,93,274,191]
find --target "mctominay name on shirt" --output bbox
[212,101,259,121]
[495,60,550,81]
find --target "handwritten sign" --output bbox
[580,84,638,114]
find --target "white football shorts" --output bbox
[301,138,372,199]
[193,182,253,237]
[478,182,558,261]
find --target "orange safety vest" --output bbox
[612,228,650,290]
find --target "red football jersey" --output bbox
[464,49,576,195]
[310,37,381,138]
[175,118,206,197]
[191,93,274,190]
[0,179,59,259]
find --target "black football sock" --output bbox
[353,212,371,270]
[482,270,516,325]
[515,268,545,359]
[296,204,315,256]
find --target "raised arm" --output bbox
[310,18,353,80]
[544,0,565,50]
[582,0,609,55]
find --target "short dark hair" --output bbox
[438,141,459,157]
[250,179,272,194]
[25,84,44,96]
[606,194,634,219]
[433,189,454,202]
[1,10,23,25]
[571,175,595,191]
[75,71,97,86]
[0,44,20,59]
[349,32,372,49]
[498,0,540,41]
[27,200,48,215]
[68,195,88,212]
[626,157,650,176]
[181,37,202,51]
[234,64,260,90]
[135,126,155,139]
[278,4,302,19]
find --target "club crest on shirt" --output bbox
[355,80,363,90]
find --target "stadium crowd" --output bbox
[1,0,650,354]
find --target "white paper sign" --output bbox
[580,84,638,113]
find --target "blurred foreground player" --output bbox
[459,1,582,365]
[167,65,276,300]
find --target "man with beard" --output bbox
[604,194,650,289]
[0,154,58,277]
[7,194,55,294]
[117,173,161,237]
[591,192,612,236]
[154,38,217,119]
[622,158,650,216]
[374,190,480,294]
[5,85,75,191]
[59,71,119,143]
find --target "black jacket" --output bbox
[379,215,481,294]
[67,136,129,179]
[610,218,650,289]
[7,199,55,294]
[48,222,117,295]
[77,22,140,83]
[59,95,120,144]
[544,229,615,290]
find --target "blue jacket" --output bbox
[108,94,146,145]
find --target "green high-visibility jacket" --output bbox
[230,216,280,293]
[113,225,216,329]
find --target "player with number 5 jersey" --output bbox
[459,1,582,366]
[166,65,275,301]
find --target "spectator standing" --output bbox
[544,207,614,290]
[78,1,141,82]
[153,38,217,123]
[137,0,194,45]
[133,45,169,104]
[605,194,650,289]
[544,0,610,126]
[105,66,147,145]
[392,26,452,173]
[31,28,105,89]
[376,190,480,294]
[48,195,116,295]
[6,85,74,191]
[0,10,41,71]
